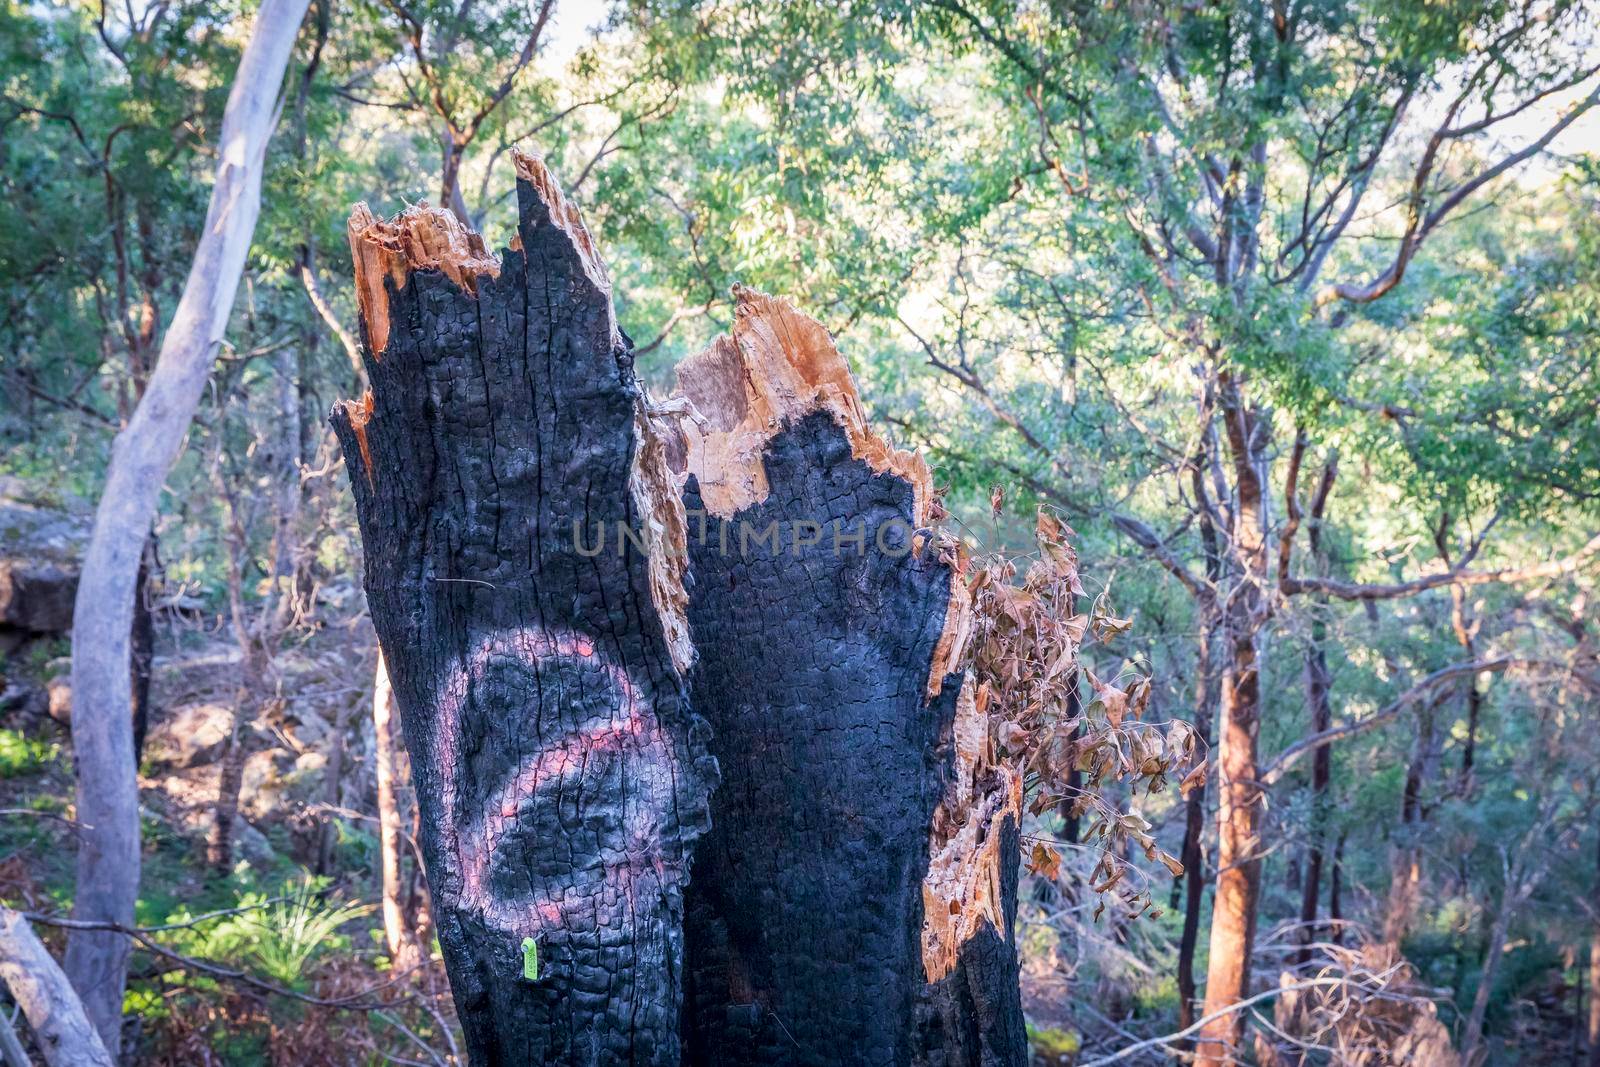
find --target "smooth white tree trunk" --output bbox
[64,0,310,1053]
[0,907,116,1067]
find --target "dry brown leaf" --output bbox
[1027,841,1063,881]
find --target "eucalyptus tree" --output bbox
[56,0,311,1052]
[620,1,1600,1060]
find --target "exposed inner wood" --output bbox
[670,285,934,522]
[631,399,695,675]
[346,201,499,356]
[343,390,375,486]
[920,672,1023,982]
[665,285,968,696]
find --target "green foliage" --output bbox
[1026,1023,1081,1064]
[0,0,1596,1059]
[164,877,375,989]
[0,727,58,778]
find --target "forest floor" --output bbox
[0,610,473,1065]
[6,610,1583,1064]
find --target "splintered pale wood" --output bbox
[0,907,115,1067]
[334,153,1024,1066]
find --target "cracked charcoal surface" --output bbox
[680,412,1026,1067]
[332,177,715,1067]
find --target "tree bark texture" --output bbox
[1176,619,1215,1036]
[1197,383,1270,1067]
[672,291,1026,1066]
[333,155,1024,1066]
[64,0,308,1052]
[129,533,155,765]
[333,154,716,1065]
[0,907,116,1067]
[373,652,426,974]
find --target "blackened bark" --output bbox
[1329,832,1345,945]
[668,291,1024,1066]
[333,155,715,1066]
[679,415,1022,1065]
[1176,621,1214,1034]
[130,532,156,765]
[1177,457,1222,1040]
[334,161,1023,1066]
[1293,631,1331,963]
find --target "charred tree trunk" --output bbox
[1177,454,1223,1043]
[333,156,1024,1065]
[1176,619,1215,1037]
[672,290,1025,1065]
[333,157,715,1064]
[1329,832,1345,945]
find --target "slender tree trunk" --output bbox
[1293,633,1331,961]
[1329,832,1345,945]
[333,157,1024,1064]
[1177,619,1215,1036]
[439,131,471,226]
[1461,879,1516,1065]
[313,687,350,875]
[65,2,308,1050]
[207,694,253,871]
[373,652,424,974]
[208,460,268,872]
[0,907,116,1067]
[1383,693,1442,947]
[269,342,303,631]
[1177,449,1223,1043]
[1435,520,1484,792]
[1197,383,1270,1067]
[1294,457,1337,966]
[0,1007,26,1067]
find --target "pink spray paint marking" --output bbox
[430,628,681,938]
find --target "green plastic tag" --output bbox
[521,937,539,981]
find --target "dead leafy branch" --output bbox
[963,508,1205,919]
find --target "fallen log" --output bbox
[0,906,116,1067]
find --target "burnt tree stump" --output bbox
[334,155,1024,1066]
[671,291,1027,1066]
[332,153,715,1065]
